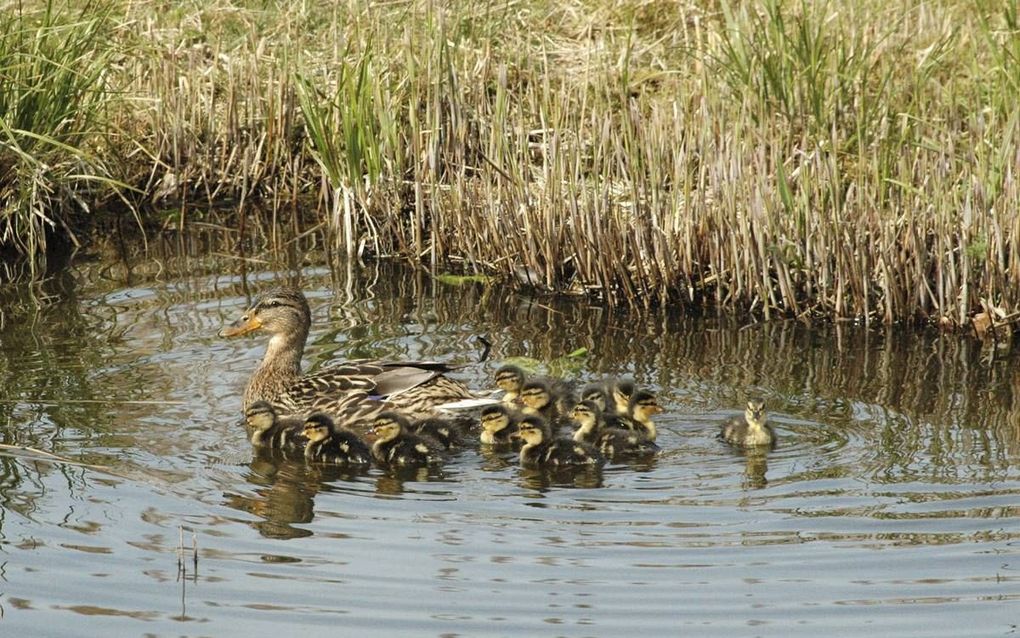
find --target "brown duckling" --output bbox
[520,379,570,423]
[370,411,443,466]
[610,379,637,416]
[571,400,659,458]
[412,416,461,450]
[301,413,372,465]
[719,397,776,448]
[512,415,604,468]
[579,382,611,413]
[479,404,519,446]
[244,400,307,450]
[494,365,527,406]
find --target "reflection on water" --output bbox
[0,238,1018,636]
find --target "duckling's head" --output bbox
[580,383,609,412]
[480,404,513,433]
[370,411,411,440]
[219,287,311,340]
[512,415,550,446]
[745,397,766,423]
[302,412,335,442]
[571,400,601,429]
[245,400,277,431]
[611,379,636,413]
[494,365,526,394]
[520,380,553,411]
[628,390,663,421]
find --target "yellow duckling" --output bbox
[479,404,519,446]
[370,412,443,467]
[301,413,372,465]
[624,389,664,441]
[512,415,604,468]
[244,400,306,450]
[519,379,571,423]
[719,397,776,448]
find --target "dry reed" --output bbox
[3,0,1019,326]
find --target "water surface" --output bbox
[1,249,1018,636]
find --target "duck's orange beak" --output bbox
[219,314,262,338]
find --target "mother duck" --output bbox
[219,286,476,428]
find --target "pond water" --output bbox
[1,246,1018,636]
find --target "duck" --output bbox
[369,411,444,467]
[244,400,307,450]
[412,416,462,450]
[218,286,477,426]
[719,397,776,448]
[571,400,659,458]
[479,404,519,446]
[301,412,373,465]
[512,415,604,468]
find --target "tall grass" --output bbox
[0,1,128,273]
[3,0,1019,327]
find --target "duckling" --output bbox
[719,397,776,448]
[370,411,443,466]
[610,379,637,416]
[478,404,519,445]
[571,400,659,458]
[512,415,604,468]
[413,416,461,450]
[244,400,307,450]
[494,365,527,405]
[301,413,372,465]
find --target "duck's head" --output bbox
[302,412,335,443]
[370,411,411,441]
[494,365,526,394]
[628,390,663,421]
[245,400,277,431]
[219,287,311,340]
[520,380,553,411]
[580,383,609,412]
[480,404,513,433]
[512,415,550,446]
[571,400,601,430]
[745,397,766,423]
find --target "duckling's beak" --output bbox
[509,431,522,439]
[647,404,664,415]
[219,314,262,338]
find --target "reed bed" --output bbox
[2,0,1019,326]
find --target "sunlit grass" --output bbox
[0,1,129,273]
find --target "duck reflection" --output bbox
[518,465,604,491]
[226,447,370,539]
[741,447,770,489]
